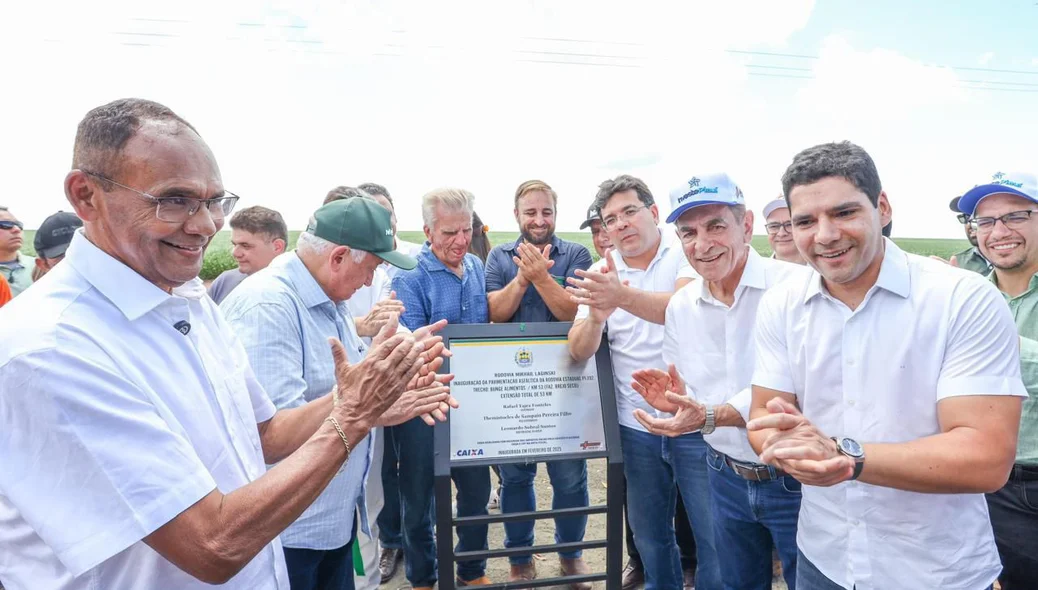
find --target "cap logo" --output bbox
[678,176,719,203]
[50,226,75,238]
[993,171,1006,181]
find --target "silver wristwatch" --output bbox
[701,406,716,435]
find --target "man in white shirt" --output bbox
[746,141,1026,590]
[0,98,447,590]
[566,175,717,590]
[633,173,809,590]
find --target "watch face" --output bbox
[839,438,864,458]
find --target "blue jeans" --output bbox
[284,539,355,590]
[395,415,491,585]
[377,425,402,550]
[619,425,722,590]
[500,459,589,564]
[706,448,800,590]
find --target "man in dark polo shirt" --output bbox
[484,180,594,587]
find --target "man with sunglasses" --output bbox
[0,98,446,590]
[948,196,992,275]
[958,171,1038,590]
[762,196,805,265]
[0,207,33,296]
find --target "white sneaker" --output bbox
[486,486,501,511]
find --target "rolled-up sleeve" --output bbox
[751,289,797,396]
[0,348,217,577]
[936,278,1028,400]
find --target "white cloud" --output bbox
[978,51,995,65]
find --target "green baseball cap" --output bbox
[306,198,417,270]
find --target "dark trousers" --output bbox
[284,539,356,590]
[377,426,403,549]
[987,465,1038,590]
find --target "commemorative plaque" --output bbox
[448,334,606,462]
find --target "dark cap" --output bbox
[34,211,83,259]
[948,196,962,213]
[579,203,602,230]
[306,198,417,270]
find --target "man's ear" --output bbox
[65,170,102,223]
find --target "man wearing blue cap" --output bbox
[946,196,991,275]
[959,171,1038,590]
[223,195,457,590]
[746,142,1025,590]
[633,173,809,590]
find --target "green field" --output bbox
[21,230,971,281]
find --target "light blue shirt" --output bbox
[221,252,372,550]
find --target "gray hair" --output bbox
[296,229,368,263]
[422,187,475,228]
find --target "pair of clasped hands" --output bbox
[327,308,459,430]
[630,365,856,487]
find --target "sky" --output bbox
[2,0,1036,238]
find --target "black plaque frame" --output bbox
[434,322,624,590]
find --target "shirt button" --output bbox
[848,400,856,406]
[847,359,855,365]
[853,519,861,526]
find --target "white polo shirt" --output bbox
[0,232,289,590]
[664,248,809,462]
[576,230,696,432]
[347,265,394,326]
[752,239,1027,590]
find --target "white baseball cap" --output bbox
[762,196,788,220]
[958,171,1038,216]
[666,172,745,224]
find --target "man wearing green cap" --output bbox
[222,194,458,590]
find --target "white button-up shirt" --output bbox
[0,231,289,590]
[576,230,697,432]
[752,239,1027,590]
[664,248,809,462]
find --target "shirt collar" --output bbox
[989,268,1038,298]
[697,246,766,303]
[63,230,179,321]
[804,237,910,304]
[282,252,335,309]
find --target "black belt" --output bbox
[718,451,786,482]
[1009,464,1038,482]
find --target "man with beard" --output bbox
[762,197,804,265]
[484,180,594,587]
[958,171,1038,590]
[746,142,1025,590]
[948,196,992,275]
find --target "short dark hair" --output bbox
[781,141,882,208]
[323,186,372,205]
[73,98,198,181]
[593,174,655,213]
[358,183,392,206]
[229,206,288,243]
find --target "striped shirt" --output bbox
[221,252,372,550]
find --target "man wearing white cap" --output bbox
[566,175,715,590]
[633,173,808,589]
[958,171,1038,590]
[762,197,804,265]
[746,142,1025,590]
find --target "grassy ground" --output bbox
[21,230,970,281]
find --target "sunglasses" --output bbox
[0,220,23,231]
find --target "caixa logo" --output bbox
[456,448,485,457]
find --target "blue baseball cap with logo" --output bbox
[666,172,745,224]
[957,171,1038,216]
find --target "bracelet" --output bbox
[326,416,352,457]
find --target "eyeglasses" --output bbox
[955,213,970,225]
[602,205,649,231]
[84,170,240,223]
[969,209,1038,232]
[0,220,23,231]
[765,221,793,235]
